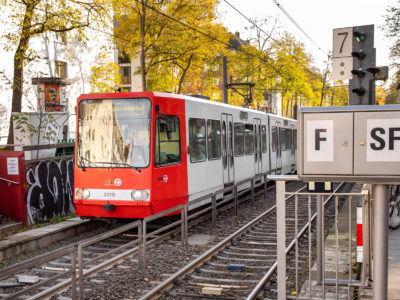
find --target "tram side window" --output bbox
[155,116,181,166]
[280,128,290,151]
[261,125,267,153]
[271,126,277,152]
[282,128,291,150]
[293,129,297,150]
[245,123,254,155]
[189,118,207,162]
[207,119,221,160]
[234,122,244,156]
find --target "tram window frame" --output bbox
[234,122,244,156]
[154,115,181,167]
[244,123,254,155]
[207,119,222,160]
[271,126,277,152]
[189,118,207,163]
[261,125,267,153]
[293,129,297,150]
[280,128,291,151]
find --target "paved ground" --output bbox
[299,186,359,299]
[388,227,400,300]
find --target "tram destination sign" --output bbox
[298,105,400,183]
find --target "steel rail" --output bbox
[31,191,260,300]
[246,182,345,299]
[138,184,307,300]
[2,176,274,300]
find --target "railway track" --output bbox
[0,178,278,299]
[140,183,345,299]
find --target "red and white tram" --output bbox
[74,92,297,219]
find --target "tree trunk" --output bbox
[140,1,147,91]
[177,54,193,94]
[319,70,327,106]
[7,2,35,145]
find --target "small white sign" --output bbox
[307,120,334,162]
[367,119,400,161]
[333,27,353,58]
[7,157,19,175]
[332,57,353,81]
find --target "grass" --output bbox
[26,213,76,230]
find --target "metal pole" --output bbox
[316,194,323,284]
[184,204,188,245]
[143,220,147,268]
[71,251,77,300]
[362,188,371,284]
[138,221,143,270]
[78,245,83,300]
[373,184,388,300]
[251,178,255,202]
[223,56,228,104]
[181,208,185,246]
[234,185,238,216]
[276,180,286,300]
[264,173,268,201]
[212,194,216,229]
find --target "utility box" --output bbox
[298,105,400,183]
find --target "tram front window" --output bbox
[77,98,151,168]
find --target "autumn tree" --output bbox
[90,47,122,93]
[2,0,110,144]
[382,0,400,72]
[113,0,229,94]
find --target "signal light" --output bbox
[352,87,366,96]
[351,50,366,59]
[354,31,366,41]
[351,69,366,77]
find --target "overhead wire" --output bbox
[271,0,329,56]
[223,0,324,80]
[12,0,323,86]
[132,0,283,75]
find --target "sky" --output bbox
[218,0,398,72]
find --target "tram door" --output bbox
[254,119,262,174]
[290,125,296,173]
[275,124,282,174]
[221,114,234,185]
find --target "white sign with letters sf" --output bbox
[307,120,334,162]
[367,119,400,161]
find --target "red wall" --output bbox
[0,151,28,225]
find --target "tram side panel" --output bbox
[151,95,189,215]
[185,99,224,204]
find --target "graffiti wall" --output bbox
[25,159,74,225]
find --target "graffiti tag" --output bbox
[26,159,74,224]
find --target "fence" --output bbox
[268,175,371,300]
[0,171,269,299]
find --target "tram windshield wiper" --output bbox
[79,156,97,168]
[96,162,142,173]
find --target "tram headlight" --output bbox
[75,188,90,200]
[131,190,150,201]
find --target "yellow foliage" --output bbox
[376,85,387,105]
[90,50,122,93]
